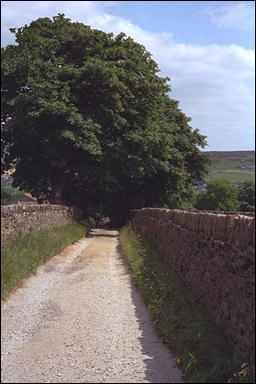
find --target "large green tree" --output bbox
[2,14,209,225]
[196,180,240,211]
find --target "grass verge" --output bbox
[1,223,90,300]
[119,224,254,383]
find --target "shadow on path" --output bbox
[115,243,183,383]
[87,229,119,238]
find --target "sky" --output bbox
[1,1,255,151]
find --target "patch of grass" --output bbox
[1,223,90,300]
[119,224,254,383]
[205,170,255,184]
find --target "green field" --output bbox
[205,170,255,183]
[204,151,255,184]
[206,151,255,170]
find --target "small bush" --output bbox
[1,183,25,205]
[196,180,240,211]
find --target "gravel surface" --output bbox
[1,229,183,383]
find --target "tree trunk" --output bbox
[50,174,65,204]
[109,212,128,229]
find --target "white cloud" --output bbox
[1,1,255,150]
[202,2,255,30]
[1,1,118,45]
[86,13,255,150]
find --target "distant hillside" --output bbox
[204,150,255,184]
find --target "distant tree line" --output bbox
[196,180,255,212]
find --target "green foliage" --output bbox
[2,14,209,221]
[1,223,89,299]
[196,180,240,211]
[238,182,255,212]
[119,224,252,383]
[1,183,25,205]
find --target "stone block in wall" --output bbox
[174,210,186,227]
[198,213,213,238]
[185,212,201,232]
[211,214,227,241]
[231,216,254,251]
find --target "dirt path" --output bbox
[1,229,183,383]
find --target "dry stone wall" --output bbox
[1,204,83,243]
[131,208,255,361]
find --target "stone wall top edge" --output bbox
[131,208,254,218]
[1,204,73,217]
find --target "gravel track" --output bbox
[1,229,183,383]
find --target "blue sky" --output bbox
[109,1,255,48]
[1,1,255,151]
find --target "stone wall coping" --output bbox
[1,204,73,217]
[131,208,255,249]
[131,208,255,217]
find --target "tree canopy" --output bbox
[1,14,209,225]
[238,182,255,212]
[196,180,240,211]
